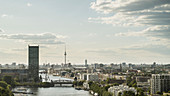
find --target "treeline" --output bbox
[88,81,112,96]
[15,82,54,87]
[0,75,54,88]
[73,80,85,86]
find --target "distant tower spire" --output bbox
[64,44,67,65]
[85,59,88,67]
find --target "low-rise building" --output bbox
[0,69,28,82]
[136,76,151,91]
[108,85,137,96]
[83,81,90,90]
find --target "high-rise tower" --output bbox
[151,74,170,94]
[85,59,88,67]
[28,45,39,82]
[64,45,67,65]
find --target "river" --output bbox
[13,74,92,96]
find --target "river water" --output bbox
[13,74,92,96]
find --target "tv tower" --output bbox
[64,44,67,65]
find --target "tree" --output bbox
[137,88,145,96]
[0,81,8,89]
[123,91,135,96]
[88,81,93,86]
[3,75,15,87]
[70,73,74,77]
[103,85,111,91]
[0,81,13,96]
[106,78,110,84]
[129,80,136,87]
[39,75,42,82]
[74,77,77,81]
[156,91,162,95]
[101,81,106,85]
[113,83,119,86]
[132,83,137,88]
[118,92,122,96]
[126,76,132,86]
[102,91,112,96]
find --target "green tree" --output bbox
[123,91,135,96]
[113,83,119,86]
[0,81,8,89]
[132,83,137,88]
[118,92,122,96]
[0,81,13,96]
[129,80,136,87]
[102,91,112,96]
[39,75,42,82]
[3,75,15,87]
[103,85,111,91]
[137,88,145,96]
[88,81,93,86]
[70,73,74,77]
[156,91,162,95]
[126,76,132,86]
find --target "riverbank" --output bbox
[15,82,54,87]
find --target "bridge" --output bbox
[52,80,73,84]
[52,80,73,87]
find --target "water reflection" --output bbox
[26,87,91,96]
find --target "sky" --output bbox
[0,0,170,65]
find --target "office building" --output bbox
[81,73,99,82]
[28,45,39,82]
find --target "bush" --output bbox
[39,82,54,87]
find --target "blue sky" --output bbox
[0,0,170,64]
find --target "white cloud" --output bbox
[1,14,8,18]
[0,32,66,45]
[1,14,13,18]
[27,3,32,7]
[115,31,145,37]
[89,0,170,40]
[88,33,97,37]
[0,28,5,32]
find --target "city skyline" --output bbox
[0,0,170,64]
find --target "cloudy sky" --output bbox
[0,0,170,65]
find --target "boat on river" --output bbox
[53,73,60,76]
[12,87,34,94]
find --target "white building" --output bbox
[151,74,170,94]
[83,81,90,89]
[81,73,99,82]
[108,85,137,96]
